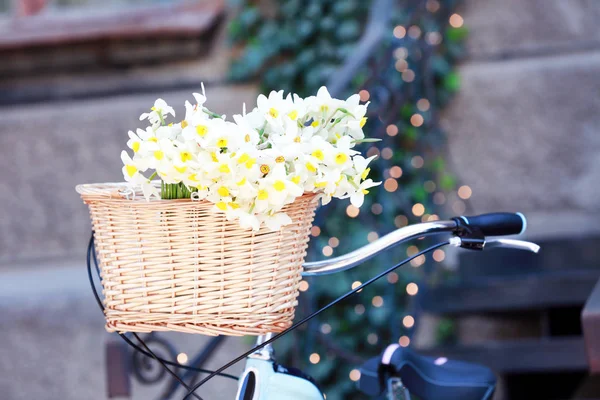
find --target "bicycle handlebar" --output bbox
[302,213,533,276]
[455,212,526,236]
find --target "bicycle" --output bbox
[88,212,539,400]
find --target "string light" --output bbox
[406,282,419,295]
[427,214,440,221]
[381,147,394,160]
[393,25,406,39]
[384,178,399,192]
[390,166,403,178]
[402,69,415,82]
[352,281,363,293]
[349,369,361,381]
[426,0,440,12]
[410,114,424,127]
[410,254,425,267]
[408,25,421,39]
[311,226,321,237]
[412,203,425,216]
[322,246,333,256]
[366,147,380,158]
[372,296,384,307]
[371,203,383,215]
[433,249,445,262]
[386,124,399,136]
[403,315,415,328]
[355,304,365,315]
[367,333,378,345]
[452,200,466,214]
[394,215,408,228]
[346,205,360,218]
[424,180,436,192]
[407,245,419,256]
[458,185,472,199]
[395,59,408,72]
[449,13,464,28]
[310,353,321,364]
[393,47,408,59]
[299,280,310,292]
[411,155,424,168]
[417,98,430,112]
[433,192,446,205]
[328,237,340,248]
[367,231,379,242]
[387,272,399,284]
[359,90,370,102]
[426,31,442,46]
[321,323,332,334]
[399,336,411,347]
[177,353,188,364]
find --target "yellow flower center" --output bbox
[211,152,218,162]
[320,105,329,112]
[292,175,301,184]
[216,202,227,211]
[151,106,157,111]
[335,153,348,165]
[132,142,140,153]
[311,120,320,128]
[188,174,198,182]
[314,181,327,188]
[273,180,285,191]
[245,158,256,169]
[245,134,251,142]
[288,110,298,120]
[294,136,301,143]
[196,125,208,137]
[228,202,240,209]
[362,189,370,194]
[269,108,279,118]
[236,177,247,186]
[125,165,137,178]
[180,152,192,162]
[219,164,231,173]
[306,162,316,173]
[175,166,187,173]
[258,189,269,200]
[312,150,324,161]
[260,164,270,174]
[217,138,228,148]
[154,150,164,160]
[217,186,230,197]
[275,156,285,163]
[238,153,250,164]
[148,137,158,143]
[360,117,367,128]
[181,120,188,129]
[361,167,371,180]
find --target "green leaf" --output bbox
[444,71,461,92]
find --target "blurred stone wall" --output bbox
[443,0,600,240]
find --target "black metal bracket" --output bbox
[452,217,486,251]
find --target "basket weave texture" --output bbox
[77,183,318,336]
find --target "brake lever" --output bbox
[449,237,540,253]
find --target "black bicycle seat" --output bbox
[358,345,496,400]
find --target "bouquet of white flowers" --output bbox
[121,86,380,231]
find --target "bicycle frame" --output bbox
[235,218,540,400]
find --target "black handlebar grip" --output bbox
[457,212,527,236]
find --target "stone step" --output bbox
[463,0,600,58]
[0,261,248,399]
[443,50,600,238]
[0,83,258,264]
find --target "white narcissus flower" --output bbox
[122,85,381,231]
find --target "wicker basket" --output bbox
[77,182,318,336]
